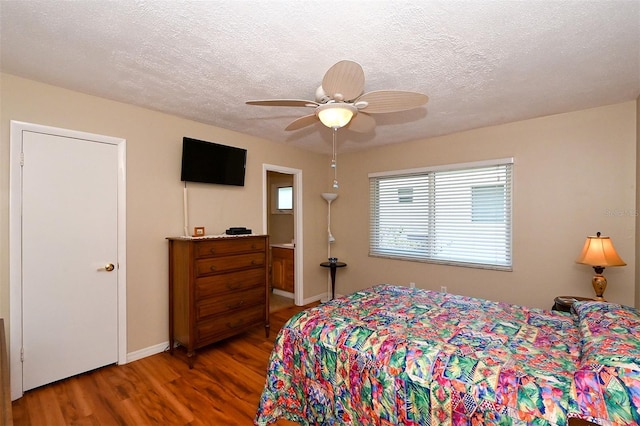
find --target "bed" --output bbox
[254,285,640,426]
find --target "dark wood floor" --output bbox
[12,303,311,425]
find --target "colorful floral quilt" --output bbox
[255,285,640,425]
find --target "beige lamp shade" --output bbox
[576,232,626,267]
[576,232,625,301]
[316,103,357,128]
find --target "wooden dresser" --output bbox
[167,235,270,367]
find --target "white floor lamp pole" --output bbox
[321,192,338,298]
[321,192,337,251]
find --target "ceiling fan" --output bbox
[246,60,429,133]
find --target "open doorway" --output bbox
[263,165,304,309]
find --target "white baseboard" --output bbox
[272,289,294,298]
[273,289,326,306]
[303,293,327,305]
[126,341,168,363]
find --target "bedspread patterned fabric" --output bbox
[569,301,640,425]
[254,285,640,425]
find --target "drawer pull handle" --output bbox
[226,319,244,329]
[209,265,216,271]
[228,300,245,309]
[251,260,257,265]
[209,248,216,254]
[227,283,240,290]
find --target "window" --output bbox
[471,184,506,223]
[277,186,293,210]
[272,185,293,214]
[369,158,513,270]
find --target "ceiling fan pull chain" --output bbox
[331,127,337,168]
[332,127,339,189]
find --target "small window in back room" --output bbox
[277,186,293,211]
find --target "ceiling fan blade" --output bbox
[356,90,429,114]
[322,60,365,102]
[246,99,318,108]
[285,114,318,131]
[346,112,376,133]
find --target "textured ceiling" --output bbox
[1,1,639,154]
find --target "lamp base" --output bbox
[592,272,607,301]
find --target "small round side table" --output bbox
[320,261,347,300]
[552,295,596,313]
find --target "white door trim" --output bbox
[9,121,127,400]
[262,164,303,306]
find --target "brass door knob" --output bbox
[98,263,115,272]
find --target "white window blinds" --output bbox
[369,158,513,270]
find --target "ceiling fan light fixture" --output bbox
[247,60,429,135]
[316,103,357,129]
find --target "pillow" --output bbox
[573,301,640,366]
[569,301,640,424]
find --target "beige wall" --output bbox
[335,101,637,309]
[0,74,332,353]
[1,73,637,357]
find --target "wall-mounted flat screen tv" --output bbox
[180,137,247,186]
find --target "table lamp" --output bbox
[576,231,626,300]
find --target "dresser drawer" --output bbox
[195,237,266,258]
[196,285,264,320]
[196,304,264,345]
[196,268,264,299]
[196,252,265,276]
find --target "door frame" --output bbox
[262,164,303,306]
[9,121,127,400]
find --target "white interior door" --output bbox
[21,131,119,391]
